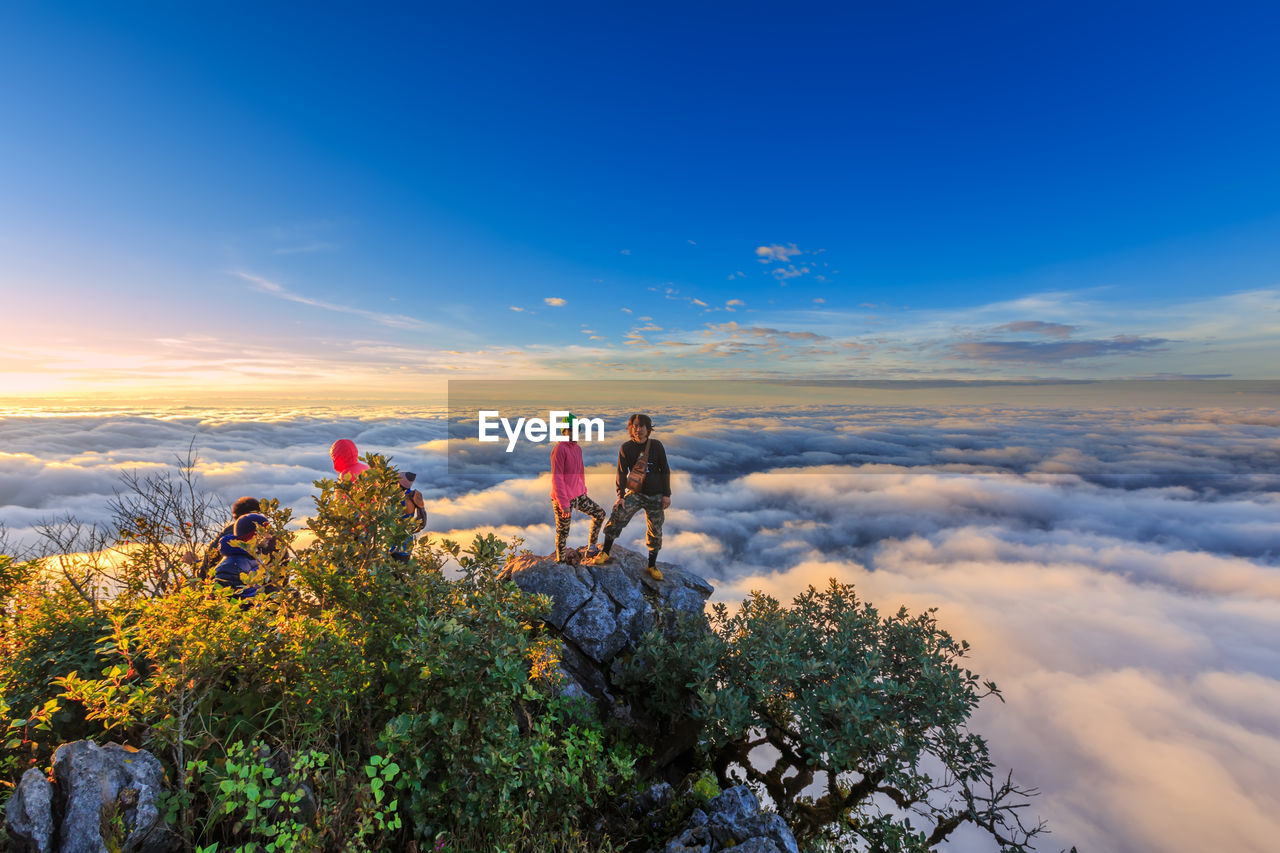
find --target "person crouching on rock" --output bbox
[587,413,670,580]
[213,513,272,599]
[551,413,606,563]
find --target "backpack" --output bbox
[402,488,427,533]
[625,439,651,493]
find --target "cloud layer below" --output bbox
[2,402,1278,852]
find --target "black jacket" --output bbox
[615,439,671,498]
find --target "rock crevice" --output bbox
[502,544,714,704]
[6,741,180,853]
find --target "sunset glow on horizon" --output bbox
[3,6,1279,401]
[4,3,1280,851]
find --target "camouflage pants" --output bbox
[554,494,606,557]
[605,491,665,552]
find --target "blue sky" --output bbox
[2,1,1280,397]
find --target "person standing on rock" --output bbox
[588,413,670,580]
[551,413,606,563]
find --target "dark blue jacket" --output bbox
[213,538,260,593]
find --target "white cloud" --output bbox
[233,271,429,331]
[544,297,567,307]
[5,401,1280,853]
[771,265,810,281]
[755,243,803,263]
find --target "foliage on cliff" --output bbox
[0,453,1054,851]
[1,457,636,850]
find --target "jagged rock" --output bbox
[665,825,711,853]
[747,813,797,853]
[506,558,593,630]
[5,768,54,853]
[555,641,612,698]
[502,544,714,703]
[635,781,675,813]
[706,785,759,843]
[706,787,798,853]
[553,663,591,700]
[659,786,798,853]
[566,591,626,662]
[665,841,710,853]
[52,741,180,853]
[727,839,783,853]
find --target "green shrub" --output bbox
[619,580,1047,851]
[3,452,1054,852]
[0,558,110,773]
[194,740,329,852]
[375,531,638,849]
[6,454,637,850]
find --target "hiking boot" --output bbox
[587,550,613,566]
[646,564,663,581]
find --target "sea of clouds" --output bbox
[2,401,1279,853]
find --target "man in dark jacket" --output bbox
[197,496,261,579]
[587,413,670,580]
[212,512,280,596]
[213,512,270,598]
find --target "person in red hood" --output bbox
[330,439,370,481]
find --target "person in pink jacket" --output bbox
[550,415,606,563]
[330,439,370,481]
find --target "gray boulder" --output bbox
[704,787,798,853]
[503,544,713,702]
[5,768,54,853]
[635,781,675,814]
[726,839,783,853]
[664,841,711,853]
[52,740,180,853]
[659,785,798,853]
[707,785,762,846]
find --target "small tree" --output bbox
[108,441,225,596]
[621,580,1048,851]
[30,514,114,612]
